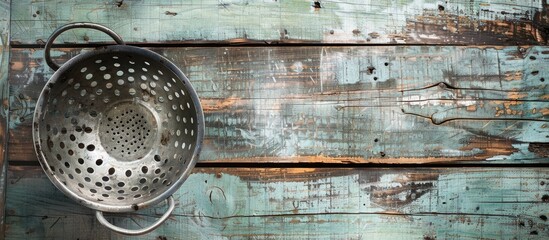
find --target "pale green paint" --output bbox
[5,168,549,239]
[9,0,544,44]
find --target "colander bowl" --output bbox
[33,23,204,235]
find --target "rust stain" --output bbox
[11,61,24,71]
[540,108,549,116]
[466,104,477,112]
[289,218,300,224]
[285,168,317,174]
[160,130,170,145]
[508,92,527,100]
[459,136,518,160]
[494,100,524,117]
[201,97,241,112]
[504,71,523,81]
[195,167,356,182]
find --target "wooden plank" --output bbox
[9,0,549,45]
[5,166,549,239]
[0,0,10,237]
[8,46,549,164]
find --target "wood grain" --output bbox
[0,0,10,237]
[5,166,549,239]
[9,0,549,45]
[8,46,549,164]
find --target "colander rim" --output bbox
[33,45,204,212]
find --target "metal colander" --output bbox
[33,23,204,235]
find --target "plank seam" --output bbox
[9,161,549,168]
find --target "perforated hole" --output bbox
[87,145,95,151]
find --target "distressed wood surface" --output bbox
[9,0,549,45]
[0,0,10,236]
[8,46,549,164]
[5,1,549,239]
[5,166,549,239]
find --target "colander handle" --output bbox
[45,22,125,71]
[95,195,175,236]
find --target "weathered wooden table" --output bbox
[1,0,548,239]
